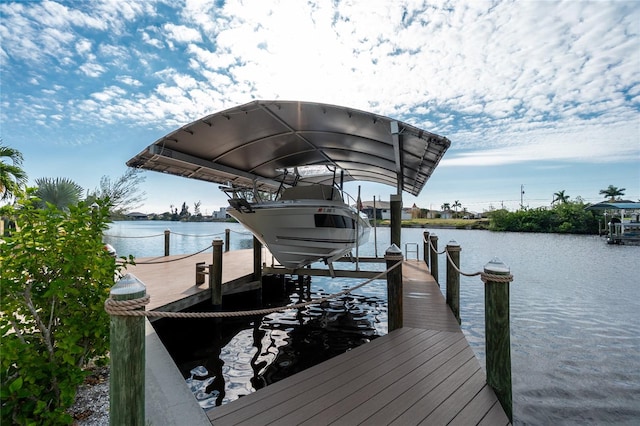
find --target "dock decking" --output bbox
[130,251,510,425]
[208,258,509,425]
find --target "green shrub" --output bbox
[1,193,132,424]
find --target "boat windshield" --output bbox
[278,184,344,202]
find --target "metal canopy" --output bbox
[585,202,640,210]
[127,100,451,196]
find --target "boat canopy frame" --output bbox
[127,100,451,197]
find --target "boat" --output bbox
[586,201,640,245]
[126,100,451,266]
[222,168,370,270]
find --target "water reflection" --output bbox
[153,275,387,410]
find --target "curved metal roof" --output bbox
[585,202,640,210]
[127,100,451,196]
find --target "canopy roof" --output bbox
[127,100,451,196]
[585,201,640,210]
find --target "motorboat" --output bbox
[223,172,370,269]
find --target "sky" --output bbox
[1,0,639,215]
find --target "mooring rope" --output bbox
[104,261,402,318]
[423,234,447,254]
[170,231,225,238]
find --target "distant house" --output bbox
[212,207,230,220]
[360,201,412,220]
[125,212,149,220]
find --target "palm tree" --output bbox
[0,143,28,202]
[552,190,570,205]
[599,185,626,202]
[35,177,84,210]
[452,200,462,218]
[441,202,451,211]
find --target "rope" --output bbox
[425,236,514,283]
[103,233,165,239]
[104,261,403,318]
[170,231,225,238]
[443,245,514,283]
[134,244,213,264]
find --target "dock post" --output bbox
[164,229,170,256]
[109,274,146,426]
[429,234,439,286]
[390,194,402,247]
[385,244,404,331]
[225,228,230,252]
[483,257,513,423]
[423,231,430,267]
[253,236,262,281]
[211,239,223,308]
[446,240,461,324]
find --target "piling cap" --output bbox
[484,257,510,273]
[111,273,146,295]
[447,239,460,247]
[385,243,402,255]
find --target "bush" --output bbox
[1,194,132,424]
[487,202,601,234]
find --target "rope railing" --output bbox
[132,244,213,264]
[104,233,166,239]
[426,236,513,283]
[104,261,401,319]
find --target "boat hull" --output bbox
[227,200,370,269]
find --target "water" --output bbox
[105,221,640,425]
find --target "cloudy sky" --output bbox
[1,0,639,214]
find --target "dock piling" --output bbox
[385,244,404,331]
[446,240,461,324]
[211,239,223,308]
[483,257,513,423]
[225,228,230,252]
[164,229,170,256]
[423,231,430,267]
[429,234,439,286]
[109,274,146,426]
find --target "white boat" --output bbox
[224,181,370,269]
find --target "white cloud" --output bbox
[163,23,202,44]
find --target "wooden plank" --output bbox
[386,357,481,425]
[300,332,466,425]
[207,328,422,424]
[449,384,507,426]
[274,331,457,425]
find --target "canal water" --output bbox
[106,221,640,425]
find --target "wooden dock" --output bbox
[129,251,510,425]
[125,249,260,312]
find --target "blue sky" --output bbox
[1,0,639,214]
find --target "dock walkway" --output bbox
[128,251,509,425]
[206,258,510,425]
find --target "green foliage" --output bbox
[488,201,601,234]
[34,177,84,210]
[1,193,133,424]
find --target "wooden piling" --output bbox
[253,236,262,281]
[446,240,461,324]
[109,274,146,426]
[195,261,206,286]
[385,244,404,331]
[429,234,439,286]
[225,228,230,252]
[164,229,170,256]
[390,194,402,247]
[484,257,513,423]
[423,231,430,267]
[211,239,223,308]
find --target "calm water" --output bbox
[106,221,640,425]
